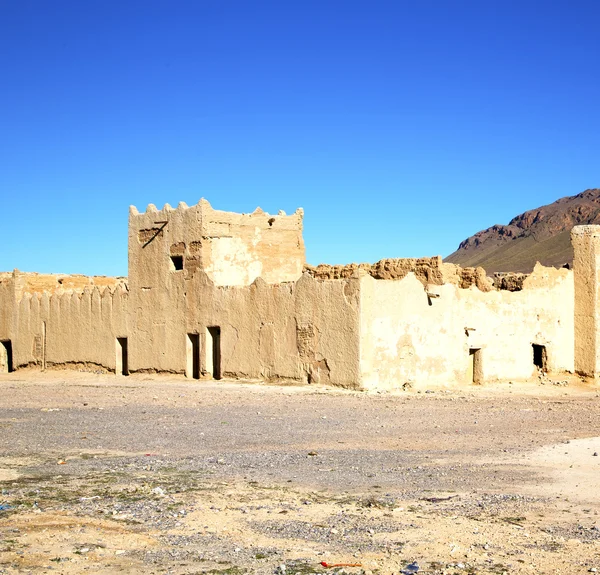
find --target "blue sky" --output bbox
[1,1,599,276]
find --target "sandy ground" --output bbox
[1,371,600,574]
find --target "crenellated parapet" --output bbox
[11,282,129,371]
[11,270,127,302]
[129,198,304,233]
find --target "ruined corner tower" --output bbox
[572,225,600,377]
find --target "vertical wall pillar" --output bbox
[572,225,600,377]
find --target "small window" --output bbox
[532,344,547,372]
[170,255,183,270]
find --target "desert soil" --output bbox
[1,371,600,575]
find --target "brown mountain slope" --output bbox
[445,189,600,273]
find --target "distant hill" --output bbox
[445,189,600,274]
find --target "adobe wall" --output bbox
[571,226,600,377]
[200,202,305,286]
[0,273,15,342]
[184,272,360,386]
[13,272,125,300]
[127,199,310,376]
[127,259,361,385]
[359,263,574,390]
[12,286,128,372]
[129,199,305,289]
[3,202,597,393]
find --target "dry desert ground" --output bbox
[1,371,600,574]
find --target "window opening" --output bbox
[171,255,184,270]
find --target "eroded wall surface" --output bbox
[129,199,305,289]
[359,264,574,390]
[201,203,305,286]
[182,272,361,386]
[1,203,594,391]
[127,199,310,375]
[0,273,15,342]
[12,286,128,372]
[572,226,600,376]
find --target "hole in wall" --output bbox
[268,218,275,227]
[170,255,184,270]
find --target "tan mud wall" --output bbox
[201,203,305,286]
[129,199,305,289]
[12,287,128,372]
[188,273,360,386]
[571,226,600,376]
[359,264,574,390]
[13,272,126,300]
[128,263,361,386]
[0,274,14,341]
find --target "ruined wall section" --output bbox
[305,257,493,291]
[11,286,128,372]
[199,200,305,286]
[181,272,361,387]
[359,263,574,390]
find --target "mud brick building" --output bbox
[1,199,599,390]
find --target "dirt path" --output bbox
[1,372,600,574]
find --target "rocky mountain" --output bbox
[445,189,600,273]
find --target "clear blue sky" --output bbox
[1,1,598,276]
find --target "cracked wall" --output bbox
[2,202,598,390]
[359,263,574,390]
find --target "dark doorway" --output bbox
[187,333,200,379]
[0,341,13,373]
[117,338,129,375]
[42,321,47,371]
[206,326,221,380]
[532,344,547,372]
[468,348,482,384]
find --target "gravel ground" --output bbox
[1,371,600,574]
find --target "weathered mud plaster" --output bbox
[127,200,307,374]
[572,226,600,377]
[359,264,574,390]
[0,201,596,390]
